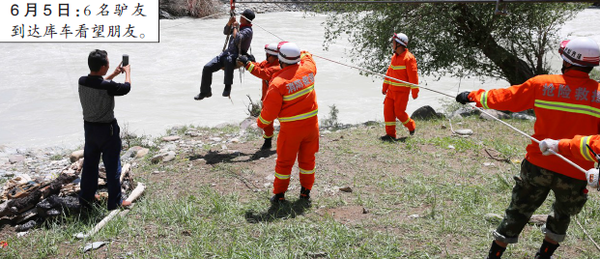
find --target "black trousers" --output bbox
[200,51,237,94]
[79,120,123,210]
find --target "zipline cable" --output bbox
[241,14,589,174]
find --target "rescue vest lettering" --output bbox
[286,73,315,94]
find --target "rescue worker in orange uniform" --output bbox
[540,135,600,189]
[238,43,282,150]
[381,32,419,141]
[456,37,600,259]
[256,42,318,204]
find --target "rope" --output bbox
[162,12,226,30]
[242,15,588,175]
[576,215,600,252]
[241,9,598,249]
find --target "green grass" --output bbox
[2,117,600,258]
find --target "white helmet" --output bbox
[278,42,301,64]
[559,37,600,67]
[265,43,278,56]
[392,33,408,48]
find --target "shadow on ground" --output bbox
[244,199,311,223]
[189,149,277,165]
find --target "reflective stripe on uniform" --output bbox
[247,63,255,73]
[283,84,314,101]
[278,108,318,123]
[300,168,315,175]
[383,80,411,88]
[274,172,290,180]
[402,118,411,125]
[580,136,595,162]
[385,121,396,126]
[258,115,272,125]
[534,99,600,118]
[390,65,406,70]
[480,91,490,109]
[263,133,274,139]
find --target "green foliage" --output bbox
[245,95,262,118]
[321,104,341,129]
[159,0,219,18]
[591,67,600,82]
[319,3,586,84]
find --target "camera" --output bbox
[122,54,129,66]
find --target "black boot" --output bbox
[534,239,559,259]
[260,138,272,150]
[194,92,212,100]
[222,84,232,97]
[487,241,506,259]
[299,187,311,200]
[270,193,285,205]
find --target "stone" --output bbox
[454,129,473,135]
[209,137,222,142]
[151,154,164,164]
[8,155,25,164]
[70,150,84,163]
[135,148,149,159]
[159,9,174,19]
[512,112,536,121]
[411,105,442,120]
[230,138,240,143]
[185,130,200,137]
[162,151,176,162]
[240,117,256,131]
[162,136,181,142]
[451,107,479,118]
[339,186,353,192]
[479,110,510,120]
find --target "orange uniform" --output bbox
[383,49,419,138]
[558,135,600,163]
[257,51,318,194]
[467,70,600,180]
[246,59,281,139]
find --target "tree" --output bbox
[320,3,586,85]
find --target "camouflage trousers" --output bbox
[493,159,588,243]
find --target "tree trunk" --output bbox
[453,4,535,85]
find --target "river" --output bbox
[0,9,599,149]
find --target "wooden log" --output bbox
[0,173,77,217]
[120,163,131,184]
[75,182,145,239]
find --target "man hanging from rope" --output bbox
[194,9,255,100]
[256,42,318,204]
[456,37,600,259]
[381,32,419,141]
[238,43,281,150]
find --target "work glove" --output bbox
[247,54,256,63]
[539,138,559,156]
[237,55,250,66]
[456,91,472,104]
[411,89,419,99]
[585,168,600,188]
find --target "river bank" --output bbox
[2,114,600,258]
